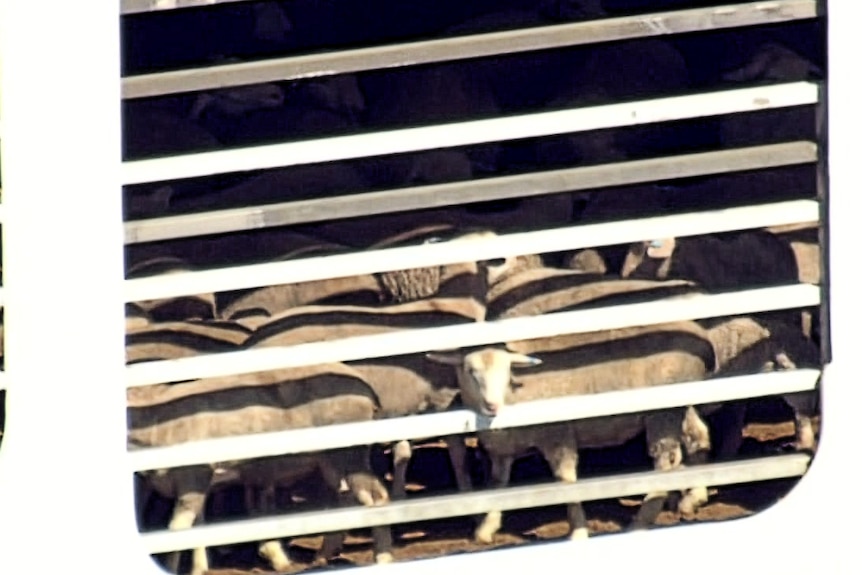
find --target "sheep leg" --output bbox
[390,440,412,500]
[784,390,819,452]
[795,414,817,451]
[134,473,154,530]
[256,481,292,573]
[474,452,514,544]
[678,406,713,519]
[323,448,393,564]
[539,441,588,540]
[164,468,212,575]
[708,402,746,461]
[632,413,685,530]
[443,434,473,492]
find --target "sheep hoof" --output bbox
[678,486,709,519]
[474,528,496,545]
[570,527,589,541]
[258,541,291,572]
[348,473,390,506]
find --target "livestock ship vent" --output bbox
[0,2,834,575]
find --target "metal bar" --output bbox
[121,82,819,185]
[124,199,820,303]
[122,1,818,98]
[128,368,819,471]
[126,283,821,387]
[139,453,812,553]
[122,0,255,15]
[0,1,137,573]
[125,141,819,244]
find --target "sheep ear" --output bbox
[425,351,464,366]
[646,237,676,259]
[507,352,542,368]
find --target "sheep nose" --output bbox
[485,402,500,416]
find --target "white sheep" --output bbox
[427,319,716,542]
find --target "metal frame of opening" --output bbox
[0,1,856,574]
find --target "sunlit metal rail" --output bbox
[124,199,819,303]
[125,141,818,244]
[128,368,819,471]
[121,1,817,98]
[139,453,812,554]
[122,82,818,185]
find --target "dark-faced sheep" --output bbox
[619,231,806,333]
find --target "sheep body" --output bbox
[429,319,715,542]
[129,327,392,574]
[243,296,485,499]
[127,257,217,323]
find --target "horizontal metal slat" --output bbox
[121,82,819,185]
[128,368,819,471]
[126,283,820,387]
[139,453,812,553]
[122,0,818,99]
[125,141,818,244]
[125,199,820,302]
[121,0,253,15]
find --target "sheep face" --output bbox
[426,349,542,416]
[620,238,676,279]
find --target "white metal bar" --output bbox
[139,453,811,553]
[127,283,820,387]
[125,141,818,244]
[122,0,254,14]
[122,1,817,98]
[125,199,820,303]
[0,1,138,574]
[129,368,819,471]
[121,82,819,185]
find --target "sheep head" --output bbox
[620,238,676,279]
[426,349,542,417]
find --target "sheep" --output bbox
[200,74,367,148]
[701,316,821,459]
[719,41,823,149]
[426,319,716,543]
[126,257,217,323]
[242,296,486,519]
[126,303,152,330]
[766,222,822,341]
[485,262,701,321]
[620,232,799,290]
[536,38,691,166]
[126,319,252,364]
[188,76,285,124]
[128,362,392,575]
[122,99,221,162]
[359,59,502,177]
[217,226,499,322]
[619,231,806,334]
